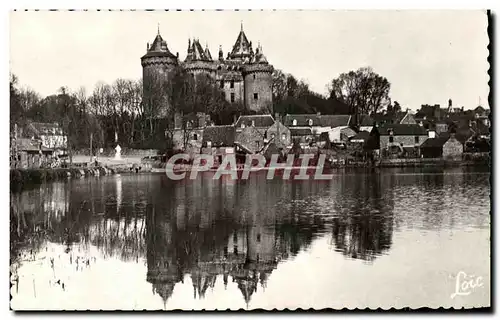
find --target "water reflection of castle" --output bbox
[146,204,289,306]
[11,172,404,306]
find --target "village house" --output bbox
[282,113,353,145]
[378,124,428,158]
[265,114,291,149]
[13,138,53,169]
[201,125,237,164]
[171,112,212,155]
[234,115,275,153]
[24,121,67,155]
[420,132,464,160]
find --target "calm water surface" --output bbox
[10,167,491,310]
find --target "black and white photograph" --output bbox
[8,8,492,311]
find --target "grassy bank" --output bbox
[10,166,114,192]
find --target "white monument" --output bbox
[114,144,122,160]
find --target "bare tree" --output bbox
[327,67,391,118]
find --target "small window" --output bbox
[253,74,256,80]
[254,93,258,100]
[230,93,235,103]
[193,133,198,140]
[415,136,419,144]
[389,136,394,143]
[230,80,234,89]
[282,133,286,140]
[241,123,246,129]
[308,119,313,126]
[251,120,255,127]
[220,81,224,89]
[271,133,276,139]
[292,119,297,126]
[257,234,261,242]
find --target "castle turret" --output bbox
[204,43,213,61]
[243,43,273,113]
[141,28,179,117]
[183,38,216,78]
[218,45,224,61]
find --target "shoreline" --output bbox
[10,166,115,192]
[9,158,490,191]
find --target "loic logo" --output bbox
[450,271,484,299]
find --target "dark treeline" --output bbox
[10,66,393,153]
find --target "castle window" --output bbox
[292,119,297,126]
[230,93,235,103]
[253,74,256,79]
[220,80,224,89]
[254,93,258,100]
[257,233,261,242]
[230,80,234,89]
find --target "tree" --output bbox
[327,67,391,119]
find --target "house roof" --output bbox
[379,124,427,136]
[235,115,275,128]
[420,136,449,149]
[202,125,235,146]
[350,131,371,141]
[283,114,351,127]
[26,122,64,137]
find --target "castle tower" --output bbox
[183,38,217,79]
[243,43,273,113]
[141,27,179,117]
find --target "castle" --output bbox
[141,23,274,115]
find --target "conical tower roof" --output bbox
[142,29,177,60]
[228,22,253,60]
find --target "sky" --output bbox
[9,10,490,110]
